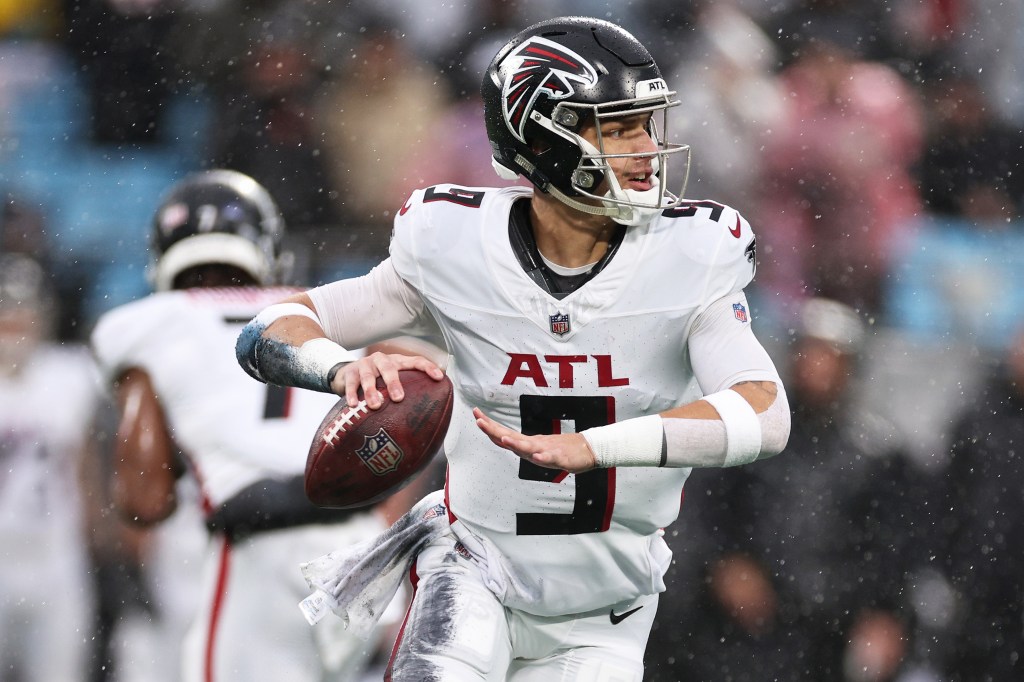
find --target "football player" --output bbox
[237,17,791,681]
[0,253,100,682]
[91,170,410,682]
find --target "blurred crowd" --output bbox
[1,0,1023,680]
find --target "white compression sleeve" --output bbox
[308,259,433,349]
[662,385,790,467]
[582,384,790,469]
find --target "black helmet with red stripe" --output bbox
[481,16,689,225]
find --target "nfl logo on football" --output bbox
[356,428,405,476]
[549,312,571,336]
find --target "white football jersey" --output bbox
[0,345,99,682]
[91,287,344,507]
[0,344,100,539]
[384,184,773,616]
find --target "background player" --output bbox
[0,253,101,682]
[237,17,790,681]
[90,170,411,682]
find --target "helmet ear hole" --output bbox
[553,106,581,129]
[572,170,596,189]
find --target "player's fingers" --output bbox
[372,352,437,402]
[473,408,515,441]
[478,429,506,450]
[474,409,581,472]
[474,413,539,457]
[418,362,445,380]
[474,418,505,448]
[357,356,389,408]
[497,432,547,457]
[502,438,566,471]
[339,363,363,407]
[414,357,445,380]
[373,353,410,403]
[390,353,444,381]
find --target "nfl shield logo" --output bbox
[733,303,748,323]
[356,428,404,476]
[549,312,571,336]
[421,503,447,520]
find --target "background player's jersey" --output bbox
[0,345,99,533]
[0,344,99,680]
[389,184,768,616]
[91,287,341,509]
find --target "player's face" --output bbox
[581,112,657,193]
[0,306,43,375]
[173,264,258,289]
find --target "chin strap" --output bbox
[549,177,663,227]
[493,152,665,227]
[503,153,638,221]
[549,183,627,218]
[606,185,664,227]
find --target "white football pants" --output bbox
[386,533,659,681]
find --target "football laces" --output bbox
[322,401,369,445]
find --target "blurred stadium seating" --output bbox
[886,217,1024,353]
[0,40,210,334]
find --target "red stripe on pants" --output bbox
[204,536,232,682]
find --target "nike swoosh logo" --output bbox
[609,605,643,625]
[729,215,742,238]
[399,199,413,216]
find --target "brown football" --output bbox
[305,370,454,508]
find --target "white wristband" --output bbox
[295,338,359,391]
[581,414,665,468]
[238,301,357,391]
[702,389,762,466]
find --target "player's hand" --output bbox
[332,352,444,409]
[473,407,597,473]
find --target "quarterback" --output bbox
[238,16,790,681]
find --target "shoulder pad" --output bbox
[90,292,194,382]
[659,199,757,293]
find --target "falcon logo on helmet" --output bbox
[501,37,598,144]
